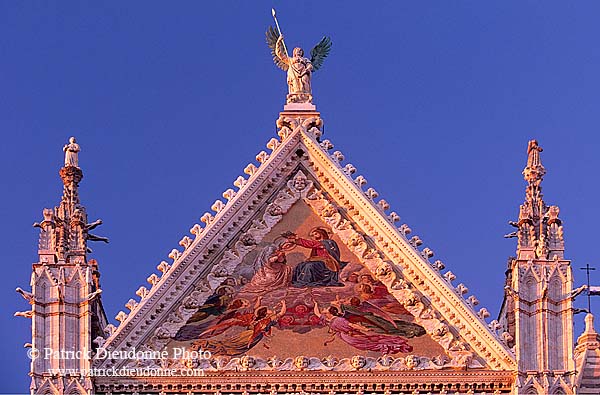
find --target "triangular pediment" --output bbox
[94,112,515,376]
[168,198,449,366]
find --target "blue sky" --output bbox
[2,2,600,392]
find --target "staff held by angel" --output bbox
[266,9,332,104]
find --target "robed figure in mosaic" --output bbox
[284,228,347,287]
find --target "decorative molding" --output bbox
[124,353,483,372]
[93,370,515,394]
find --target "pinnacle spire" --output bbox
[26,137,109,392]
[35,137,107,264]
[508,140,564,260]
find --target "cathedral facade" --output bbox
[18,28,600,395]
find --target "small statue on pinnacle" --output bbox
[266,9,332,105]
[63,136,80,168]
[526,139,543,169]
[523,139,546,186]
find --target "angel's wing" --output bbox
[265,25,289,71]
[310,36,332,71]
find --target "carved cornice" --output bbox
[93,369,515,393]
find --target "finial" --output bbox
[585,313,597,334]
[510,139,564,260]
[522,139,546,185]
[63,136,81,168]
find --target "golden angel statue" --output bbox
[266,25,332,104]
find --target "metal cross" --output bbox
[580,263,596,313]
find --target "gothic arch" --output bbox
[66,277,83,303]
[521,272,538,302]
[549,274,563,300]
[36,378,59,395]
[65,265,86,283]
[35,267,57,301]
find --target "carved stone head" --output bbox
[267,355,283,368]
[350,355,366,370]
[240,233,257,246]
[375,262,393,280]
[294,356,310,370]
[378,355,394,367]
[93,336,106,349]
[501,331,514,343]
[185,358,199,369]
[240,355,256,370]
[432,354,450,367]
[404,355,419,370]
[348,233,364,247]
[404,291,419,307]
[267,204,283,217]
[292,175,307,191]
[432,323,448,338]
[212,267,229,278]
[183,295,200,310]
[154,326,171,340]
[455,352,473,367]
[321,203,337,217]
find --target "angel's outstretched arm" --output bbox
[275,36,288,64]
